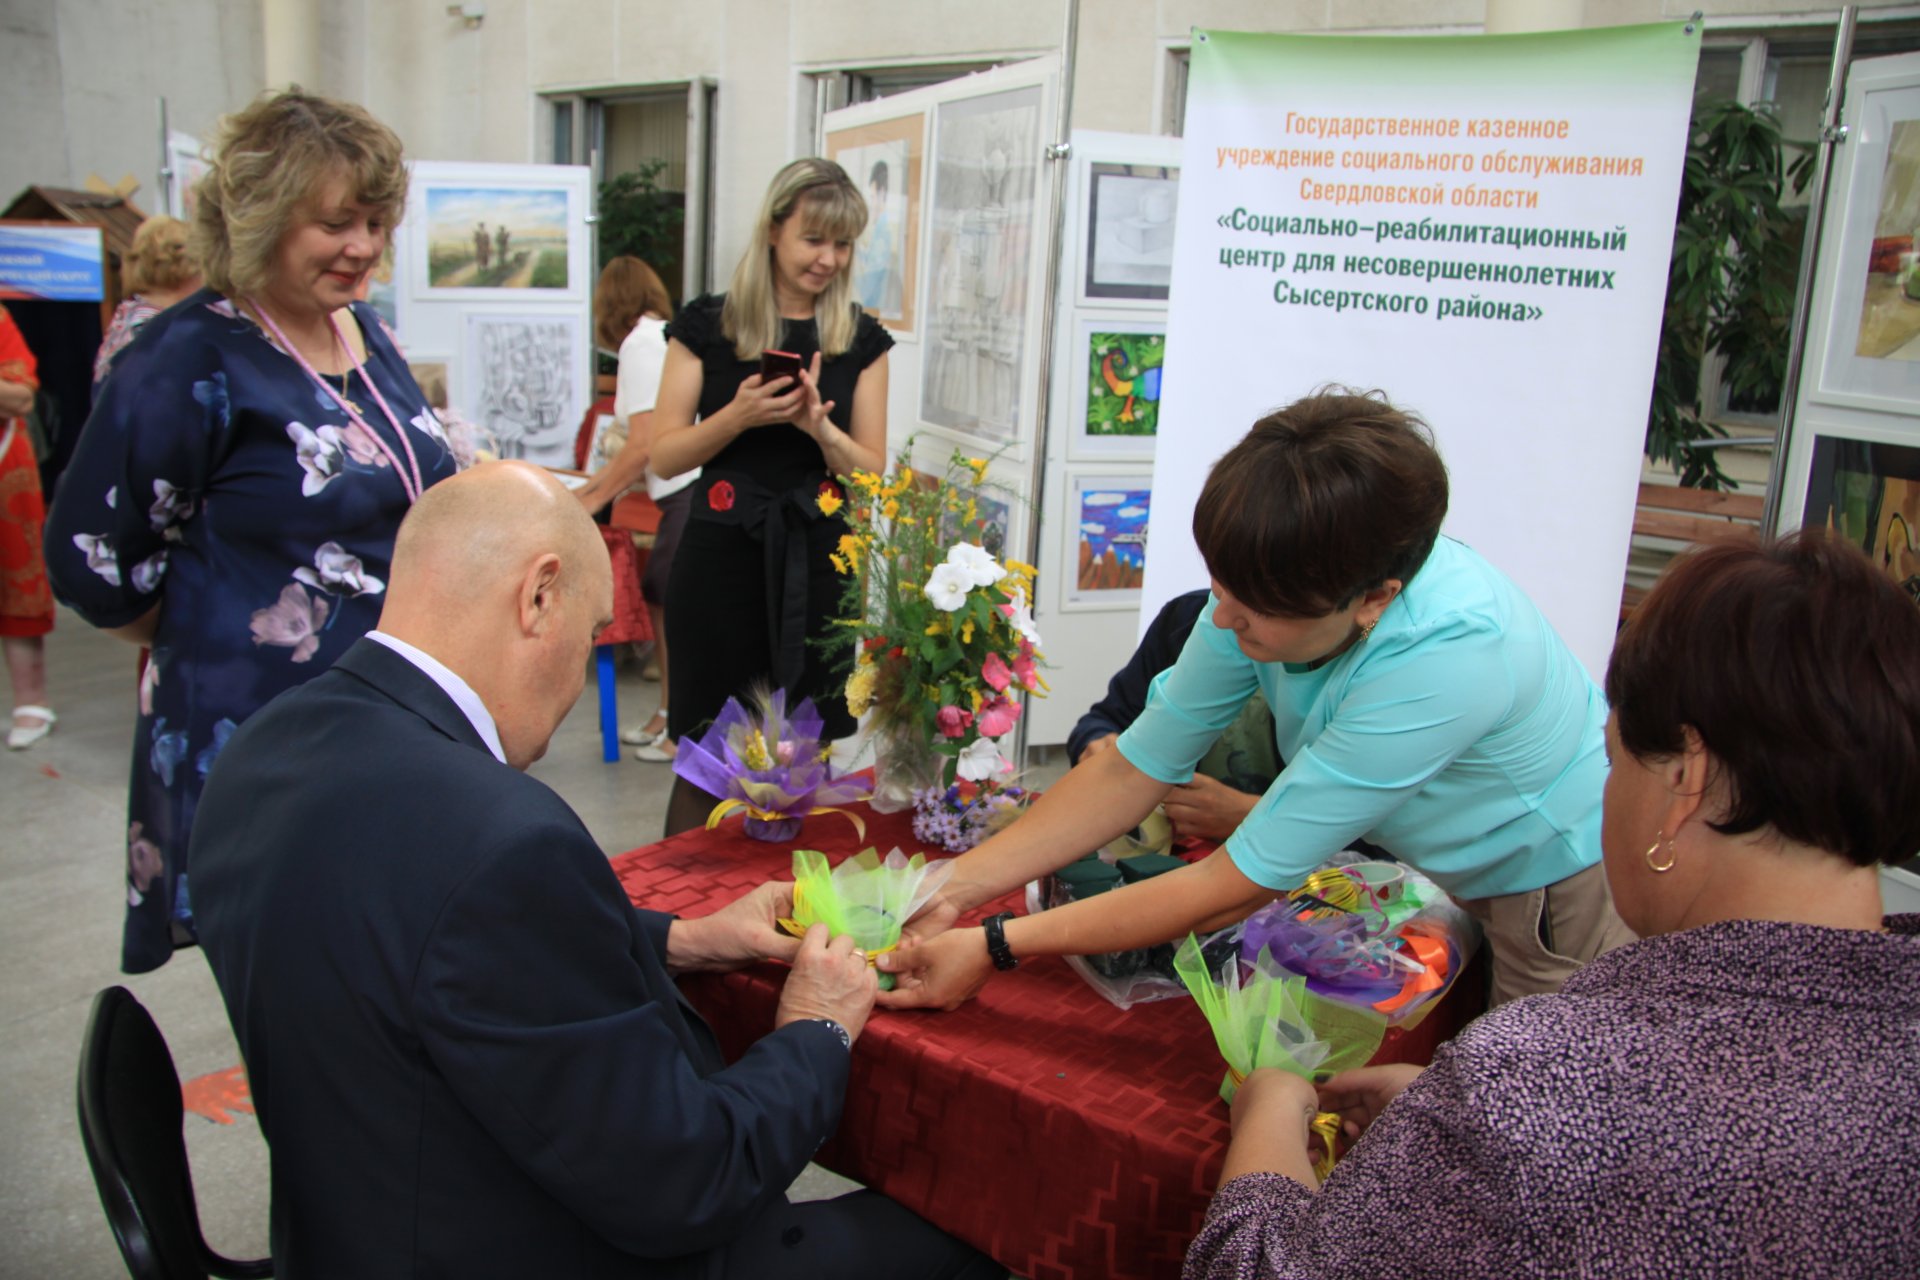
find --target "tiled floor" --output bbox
[0,610,865,1276]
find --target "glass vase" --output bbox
[869,726,945,814]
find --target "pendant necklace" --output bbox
[251,299,426,504]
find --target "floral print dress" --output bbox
[48,289,459,973]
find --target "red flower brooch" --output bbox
[708,479,736,512]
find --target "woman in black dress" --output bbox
[651,158,892,835]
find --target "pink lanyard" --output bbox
[250,300,426,504]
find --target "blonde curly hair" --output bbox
[190,89,408,298]
[124,215,198,295]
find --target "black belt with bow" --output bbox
[688,470,845,691]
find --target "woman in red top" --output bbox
[0,303,54,748]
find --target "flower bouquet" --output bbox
[1174,933,1385,1103]
[776,846,955,989]
[827,450,1045,848]
[670,688,872,842]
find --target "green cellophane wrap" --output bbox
[1173,934,1387,1103]
[788,847,955,986]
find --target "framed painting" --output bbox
[826,110,926,337]
[416,180,583,299]
[1801,432,1920,603]
[1059,471,1150,612]
[461,313,583,467]
[1082,160,1178,304]
[918,82,1047,447]
[1812,60,1920,413]
[1068,314,1165,460]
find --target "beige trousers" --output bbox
[1457,862,1637,1005]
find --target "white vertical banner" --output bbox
[1144,24,1699,678]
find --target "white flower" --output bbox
[411,410,448,446]
[73,533,121,585]
[293,541,385,597]
[922,562,972,612]
[1001,584,1042,646]
[944,541,1007,589]
[956,735,1009,782]
[286,422,347,496]
[149,479,193,533]
[130,551,168,594]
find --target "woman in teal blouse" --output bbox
[878,390,1634,1010]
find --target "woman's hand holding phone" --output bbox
[726,349,809,431]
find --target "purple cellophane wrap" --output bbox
[672,691,872,835]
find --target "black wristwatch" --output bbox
[982,911,1020,971]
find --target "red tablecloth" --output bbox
[612,805,1485,1280]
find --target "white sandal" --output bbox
[620,711,670,747]
[8,705,55,751]
[632,729,676,763]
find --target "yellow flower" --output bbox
[960,618,975,644]
[966,456,989,483]
[836,534,863,572]
[742,729,772,771]
[969,687,984,714]
[1005,559,1038,580]
[845,664,879,717]
[829,552,848,574]
[924,618,947,636]
[882,498,900,520]
[963,498,978,525]
[851,470,882,493]
[816,488,844,517]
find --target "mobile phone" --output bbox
[759,349,804,388]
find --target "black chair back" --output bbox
[75,985,273,1280]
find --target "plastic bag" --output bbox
[1023,853,1240,1010]
[1241,855,1480,1029]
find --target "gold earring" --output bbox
[1360,618,1378,641]
[1644,829,1677,873]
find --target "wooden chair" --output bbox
[1620,481,1766,621]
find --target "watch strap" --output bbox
[983,911,1019,971]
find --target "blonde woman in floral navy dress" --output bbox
[47,92,457,974]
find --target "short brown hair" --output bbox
[191,89,408,298]
[1193,389,1449,616]
[593,256,673,352]
[125,215,198,294]
[1606,530,1920,867]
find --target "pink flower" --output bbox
[340,422,391,468]
[981,651,1012,693]
[249,583,331,662]
[935,704,974,738]
[127,822,162,893]
[1012,651,1039,691]
[977,696,1021,738]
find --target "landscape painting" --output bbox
[1065,474,1148,609]
[425,186,572,291]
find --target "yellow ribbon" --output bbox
[772,919,899,968]
[1221,1066,1343,1180]
[704,799,867,840]
[1288,867,1362,914]
[773,880,901,968]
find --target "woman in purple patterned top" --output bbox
[1190,530,1920,1280]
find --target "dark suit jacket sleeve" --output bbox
[1068,589,1212,763]
[413,813,848,1259]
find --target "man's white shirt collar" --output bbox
[365,631,507,764]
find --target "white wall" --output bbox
[0,0,262,209]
